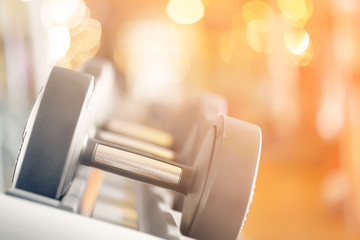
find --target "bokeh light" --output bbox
[40,0,101,69]
[284,28,309,55]
[277,0,313,27]
[242,0,274,32]
[243,1,274,53]
[47,26,70,61]
[166,0,205,25]
[291,40,314,66]
[246,21,273,53]
[113,20,191,104]
[41,0,87,28]
[70,18,102,53]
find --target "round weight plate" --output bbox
[181,115,261,240]
[81,58,118,128]
[12,66,94,199]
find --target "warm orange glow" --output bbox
[316,70,346,141]
[246,22,272,53]
[284,28,309,55]
[81,168,105,216]
[41,0,87,29]
[218,31,233,63]
[293,41,313,66]
[243,0,274,32]
[316,93,345,141]
[283,27,314,66]
[166,0,204,25]
[70,18,101,52]
[40,0,98,69]
[60,18,102,69]
[242,1,274,53]
[113,20,191,103]
[69,40,101,66]
[277,0,313,26]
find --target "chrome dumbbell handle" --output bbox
[95,145,181,184]
[81,138,192,194]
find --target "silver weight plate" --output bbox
[181,115,261,240]
[12,66,94,199]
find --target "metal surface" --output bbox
[98,130,175,160]
[181,115,262,240]
[94,144,182,186]
[12,66,94,199]
[105,119,174,147]
[0,193,162,240]
[11,65,262,240]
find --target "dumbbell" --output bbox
[80,59,226,164]
[12,66,261,240]
[80,59,177,160]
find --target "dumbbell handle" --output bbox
[81,138,192,194]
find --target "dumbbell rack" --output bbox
[1,166,195,239]
[0,60,258,240]
[0,59,200,239]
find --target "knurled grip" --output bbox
[94,144,183,185]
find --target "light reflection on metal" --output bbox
[98,130,175,160]
[94,144,182,186]
[106,119,174,148]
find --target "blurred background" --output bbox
[1,0,360,239]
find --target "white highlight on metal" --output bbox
[106,119,174,147]
[98,130,175,160]
[94,144,182,185]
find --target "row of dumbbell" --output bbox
[12,64,261,240]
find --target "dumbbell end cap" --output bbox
[12,66,94,199]
[181,115,261,240]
